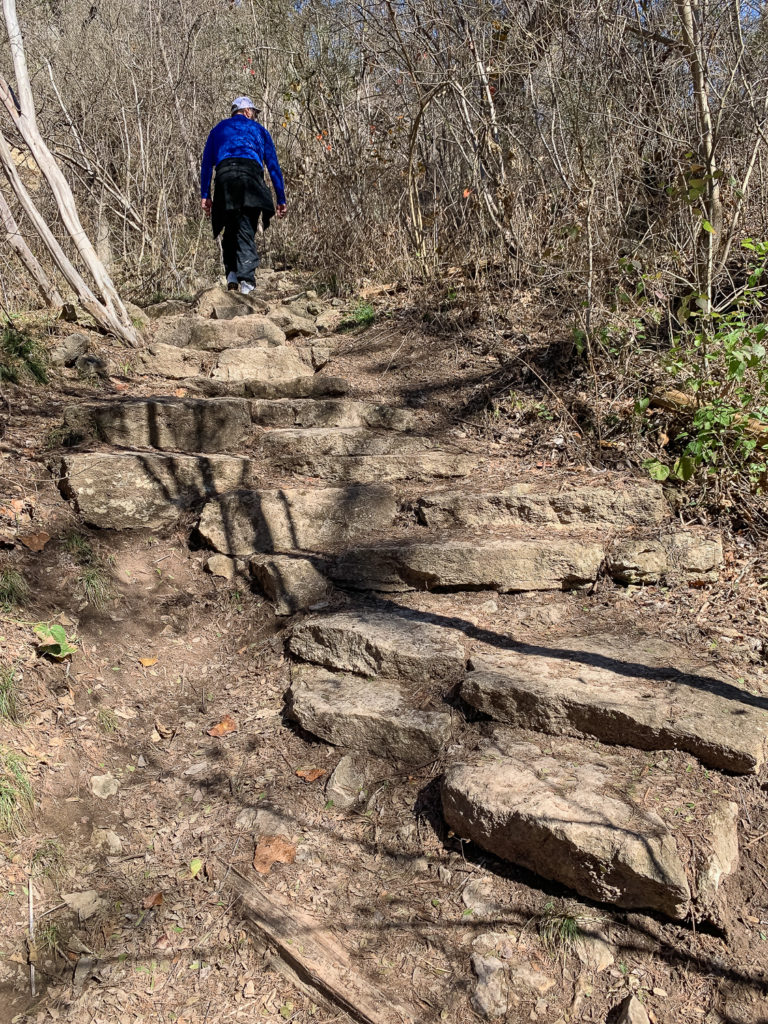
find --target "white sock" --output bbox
[239,281,255,295]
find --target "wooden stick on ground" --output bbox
[650,389,768,449]
[221,861,416,1024]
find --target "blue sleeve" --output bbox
[200,127,217,199]
[261,127,286,206]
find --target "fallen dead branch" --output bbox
[220,861,416,1024]
[650,389,768,448]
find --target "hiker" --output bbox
[200,96,287,295]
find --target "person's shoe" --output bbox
[226,272,238,291]
[239,281,255,295]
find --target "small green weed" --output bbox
[0,325,47,384]
[539,901,581,956]
[0,749,34,835]
[0,568,28,610]
[78,564,112,609]
[340,300,376,330]
[0,665,21,722]
[31,838,64,879]
[37,920,61,958]
[96,707,118,734]
[33,622,78,659]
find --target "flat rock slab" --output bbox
[198,484,396,555]
[288,610,465,683]
[442,731,695,919]
[196,285,265,320]
[249,398,416,431]
[211,346,312,383]
[417,480,667,530]
[136,343,205,379]
[608,533,723,584]
[263,428,473,482]
[289,666,453,762]
[333,537,605,592]
[462,637,768,773]
[59,452,254,529]
[63,398,251,453]
[190,316,286,350]
[185,375,350,400]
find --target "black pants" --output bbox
[220,208,261,285]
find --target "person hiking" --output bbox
[200,96,287,295]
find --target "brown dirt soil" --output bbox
[0,285,767,1024]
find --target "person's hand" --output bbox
[201,198,212,217]
[276,203,287,220]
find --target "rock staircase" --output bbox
[52,270,764,930]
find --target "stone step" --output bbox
[288,610,466,684]
[185,375,350,400]
[462,637,768,773]
[332,531,722,593]
[153,314,286,350]
[263,428,473,482]
[210,346,313,383]
[63,398,252,453]
[333,536,604,592]
[137,342,207,379]
[441,730,739,920]
[62,397,416,454]
[249,398,417,431]
[198,484,397,555]
[58,452,254,529]
[288,666,453,763]
[416,478,667,530]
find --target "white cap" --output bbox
[231,95,260,113]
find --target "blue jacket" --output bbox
[200,116,286,205]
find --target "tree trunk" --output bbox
[0,187,63,306]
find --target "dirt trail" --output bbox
[1,271,768,1024]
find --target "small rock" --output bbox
[652,989,668,998]
[243,980,256,998]
[62,890,106,921]
[479,600,499,615]
[91,829,122,855]
[462,878,505,920]
[235,804,292,838]
[50,332,89,367]
[207,553,236,581]
[294,845,322,868]
[615,995,651,1024]
[90,774,119,799]
[472,931,518,960]
[508,965,555,997]
[438,865,453,884]
[575,926,614,972]
[471,954,508,1018]
[310,345,330,369]
[75,353,108,378]
[325,755,365,810]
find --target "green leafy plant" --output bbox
[0,749,34,835]
[642,239,768,489]
[539,900,581,956]
[34,623,78,659]
[0,324,47,384]
[0,568,29,610]
[340,300,376,330]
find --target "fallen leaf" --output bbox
[143,891,164,909]
[110,379,129,391]
[154,719,175,739]
[207,714,237,738]
[139,656,158,667]
[253,835,296,875]
[174,388,188,397]
[189,857,204,879]
[19,531,50,552]
[296,767,326,783]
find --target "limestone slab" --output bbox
[263,428,472,482]
[249,554,331,615]
[211,346,312,383]
[442,732,692,918]
[198,484,396,555]
[288,610,465,683]
[416,480,667,530]
[63,398,251,453]
[59,452,254,529]
[289,666,453,762]
[249,399,416,431]
[462,637,768,773]
[136,343,204,379]
[333,537,604,592]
